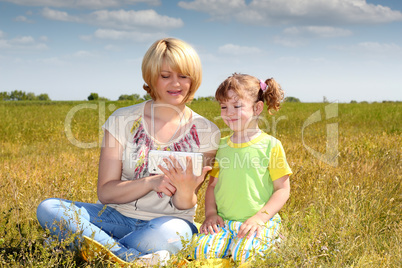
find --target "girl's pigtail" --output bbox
[263,78,284,114]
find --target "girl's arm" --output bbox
[97,130,176,204]
[160,151,216,210]
[199,175,225,234]
[237,174,290,238]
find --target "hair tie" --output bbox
[260,79,268,92]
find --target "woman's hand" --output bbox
[147,174,176,197]
[200,213,225,235]
[159,155,211,209]
[160,156,211,193]
[237,214,266,239]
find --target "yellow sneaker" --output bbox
[80,235,130,266]
[81,236,171,266]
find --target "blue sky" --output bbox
[0,0,401,102]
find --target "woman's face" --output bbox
[154,61,191,106]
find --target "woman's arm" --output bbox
[160,150,216,210]
[97,130,176,204]
[237,174,290,238]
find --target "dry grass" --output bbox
[0,100,401,267]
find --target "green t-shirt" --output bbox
[210,132,292,222]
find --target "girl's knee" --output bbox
[230,236,271,263]
[193,229,231,259]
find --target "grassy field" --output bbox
[0,100,401,267]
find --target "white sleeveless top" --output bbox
[101,101,221,222]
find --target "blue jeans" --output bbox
[36,198,197,260]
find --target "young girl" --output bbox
[192,73,292,264]
[36,38,220,264]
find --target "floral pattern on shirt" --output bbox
[129,116,200,180]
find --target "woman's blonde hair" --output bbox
[215,73,284,113]
[142,38,202,103]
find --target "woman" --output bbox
[36,38,221,264]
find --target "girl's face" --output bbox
[219,90,258,133]
[154,61,191,106]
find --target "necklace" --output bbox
[151,100,187,144]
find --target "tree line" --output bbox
[87,92,152,101]
[0,90,301,103]
[1,90,50,101]
[89,93,301,102]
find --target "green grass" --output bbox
[0,100,401,267]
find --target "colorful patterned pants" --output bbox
[192,214,281,263]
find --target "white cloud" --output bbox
[275,26,352,47]
[12,36,35,44]
[357,42,402,52]
[14,15,34,23]
[92,29,166,42]
[218,44,262,55]
[41,8,183,31]
[179,0,246,18]
[283,26,352,38]
[273,36,306,48]
[331,42,402,56]
[88,9,183,30]
[41,7,81,22]
[179,0,402,25]
[0,32,48,50]
[94,29,132,40]
[1,0,161,9]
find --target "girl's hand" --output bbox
[159,155,211,193]
[148,174,176,197]
[200,214,225,235]
[238,214,266,239]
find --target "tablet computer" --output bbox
[148,150,204,176]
